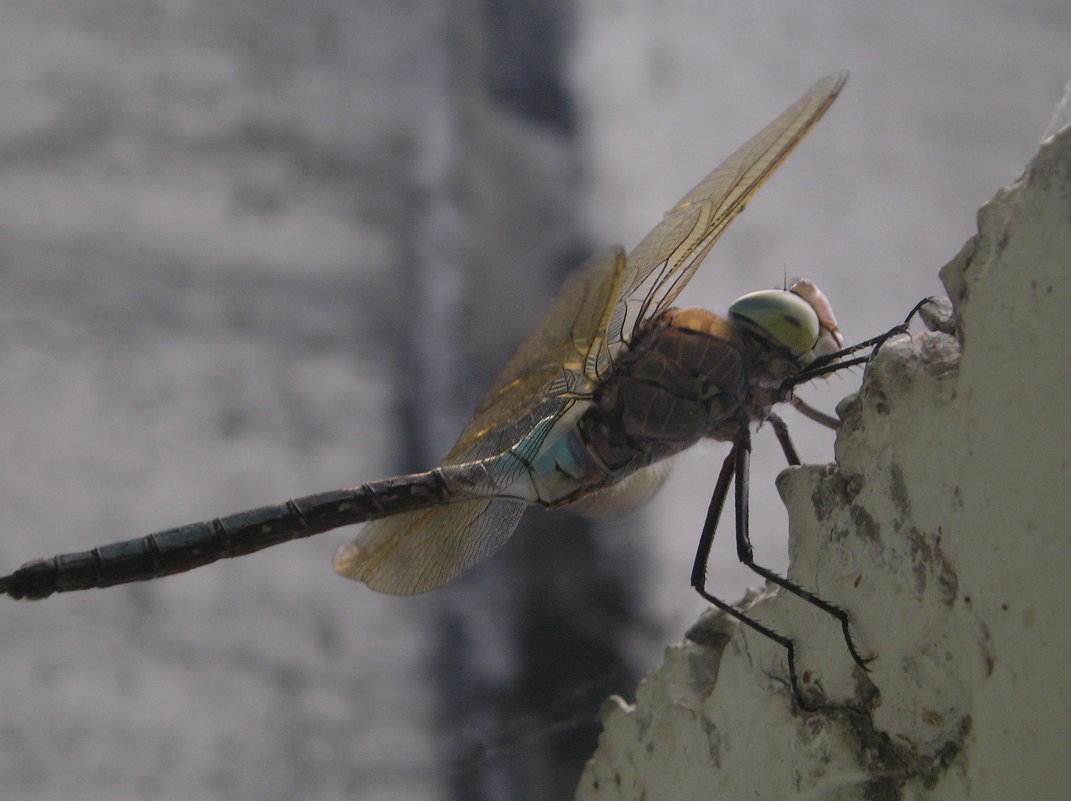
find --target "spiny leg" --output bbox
[732,429,870,672]
[767,411,803,462]
[785,296,942,390]
[690,445,811,707]
[786,397,839,431]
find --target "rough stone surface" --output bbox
[577,125,1071,801]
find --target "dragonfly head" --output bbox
[729,280,843,367]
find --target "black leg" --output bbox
[767,412,803,463]
[783,296,941,393]
[693,580,809,711]
[689,439,822,706]
[786,354,870,387]
[729,431,871,673]
[787,397,840,431]
[691,424,876,709]
[690,448,736,592]
[691,437,813,709]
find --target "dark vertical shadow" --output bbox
[386,1,650,799]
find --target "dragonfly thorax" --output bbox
[578,306,802,475]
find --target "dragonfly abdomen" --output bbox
[441,401,613,507]
[0,470,455,599]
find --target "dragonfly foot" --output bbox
[839,616,874,672]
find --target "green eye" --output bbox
[728,289,820,354]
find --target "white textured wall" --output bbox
[577,125,1071,800]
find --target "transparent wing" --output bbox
[334,249,625,594]
[566,461,673,519]
[446,247,625,463]
[332,499,526,594]
[603,72,848,362]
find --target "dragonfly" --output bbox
[1,72,910,704]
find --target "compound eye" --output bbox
[728,289,820,355]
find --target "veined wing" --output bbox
[332,499,527,594]
[446,248,625,462]
[334,250,626,594]
[604,71,848,360]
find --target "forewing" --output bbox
[447,247,625,463]
[605,72,848,354]
[334,249,625,594]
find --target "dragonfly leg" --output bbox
[783,353,870,388]
[767,412,802,464]
[783,296,943,392]
[690,442,813,709]
[786,398,839,431]
[732,431,871,673]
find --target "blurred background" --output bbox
[0,1,1067,799]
